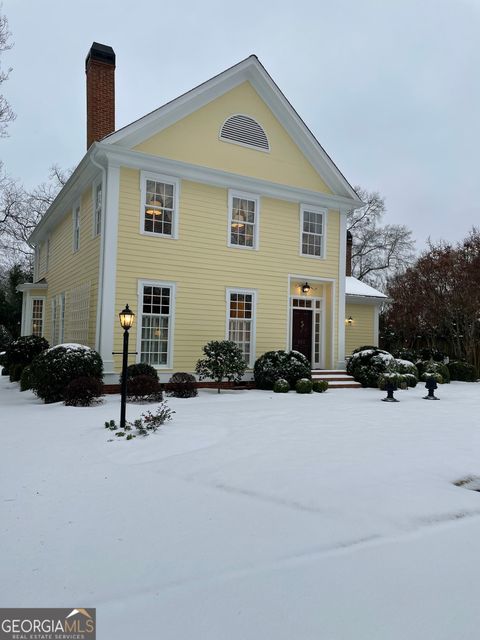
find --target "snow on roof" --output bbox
[345,276,387,299]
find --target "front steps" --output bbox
[311,370,362,389]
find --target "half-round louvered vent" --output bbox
[220,114,269,151]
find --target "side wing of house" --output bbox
[345,276,387,355]
[21,173,103,351]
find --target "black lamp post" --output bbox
[119,304,135,430]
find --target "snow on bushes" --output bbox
[4,335,49,372]
[30,343,103,403]
[312,380,328,393]
[195,340,247,393]
[378,372,408,391]
[273,378,290,393]
[417,360,450,384]
[295,378,313,394]
[347,347,397,388]
[254,350,311,390]
[64,376,104,407]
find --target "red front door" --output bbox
[292,309,312,363]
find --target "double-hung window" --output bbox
[73,201,81,252]
[228,190,259,249]
[300,205,326,258]
[140,172,179,238]
[138,281,175,367]
[31,298,44,337]
[93,181,102,237]
[227,289,256,367]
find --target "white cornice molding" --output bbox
[346,294,387,305]
[96,144,361,211]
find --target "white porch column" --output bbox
[336,208,347,369]
[97,163,120,379]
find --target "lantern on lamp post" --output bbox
[119,304,135,430]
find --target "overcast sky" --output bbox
[2,0,479,251]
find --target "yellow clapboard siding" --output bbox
[112,169,341,372]
[41,186,100,348]
[134,82,332,194]
[345,303,376,355]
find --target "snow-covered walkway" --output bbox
[1,377,480,639]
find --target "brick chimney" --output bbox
[346,230,353,276]
[85,42,116,149]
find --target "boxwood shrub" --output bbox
[273,378,290,393]
[417,360,450,383]
[168,372,198,398]
[9,363,24,382]
[126,375,163,403]
[447,360,477,382]
[347,347,397,388]
[122,362,158,382]
[295,378,313,394]
[254,350,311,390]
[5,335,49,369]
[312,380,328,393]
[30,344,103,403]
[64,376,104,407]
[19,365,33,391]
[378,373,408,391]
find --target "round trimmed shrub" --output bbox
[168,372,198,398]
[20,365,33,391]
[273,378,290,393]
[30,344,103,404]
[295,378,313,394]
[122,362,158,382]
[403,373,418,388]
[126,375,163,402]
[421,372,443,384]
[347,347,397,388]
[447,360,477,382]
[312,380,328,393]
[5,335,49,369]
[378,373,407,391]
[395,358,419,379]
[64,376,104,407]
[417,360,450,383]
[254,350,311,390]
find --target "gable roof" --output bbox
[103,55,361,203]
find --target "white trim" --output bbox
[225,287,257,368]
[289,295,325,369]
[45,237,50,272]
[136,279,176,370]
[373,305,380,346]
[92,177,103,238]
[97,164,120,375]
[337,211,347,368]
[97,144,360,213]
[91,150,107,352]
[346,295,386,305]
[219,113,270,153]
[299,204,327,260]
[227,189,260,251]
[139,171,180,240]
[72,199,81,252]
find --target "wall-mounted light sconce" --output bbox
[302,282,311,294]
[346,316,353,325]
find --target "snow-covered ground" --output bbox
[1,376,480,639]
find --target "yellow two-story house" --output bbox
[19,43,384,383]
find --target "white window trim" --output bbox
[33,246,39,282]
[299,204,327,260]
[139,171,180,240]
[92,178,103,238]
[227,189,260,251]
[136,279,176,370]
[72,200,81,252]
[45,237,50,272]
[29,296,45,337]
[225,287,257,368]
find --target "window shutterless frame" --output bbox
[227,189,260,250]
[92,179,103,238]
[225,287,257,368]
[299,204,327,259]
[72,200,81,252]
[139,171,180,239]
[136,279,176,369]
